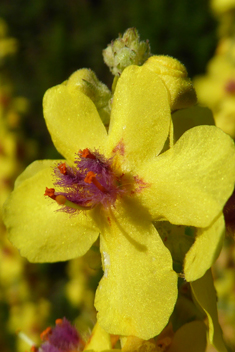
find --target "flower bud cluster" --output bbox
[103,28,151,76]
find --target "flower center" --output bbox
[225,79,235,94]
[44,148,126,213]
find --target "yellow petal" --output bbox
[137,126,235,227]
[84,322,111,352]
[184,214,225,282]
[106,64,171,172]
[94,199,178,340]
[167,321,207,352]
[3,160,99,262]
[191,270,228,352]
[43,81,107,162]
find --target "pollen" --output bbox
[84,171,96,184]
[44,187,56,200]
[80,148,96,159]
[58,163,67,175]
[55,318,63,325]
[30,347,39,352]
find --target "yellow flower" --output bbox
[211,0,235,14]
[194,53,235,138]
[0,18,18,60]
[3,62,235,340]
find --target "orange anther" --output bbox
[84,171,107,193]
[80,148,96,159]
[84,171,96,184]
[44,187,56,200]
[30,346,39,352]
[40,326,52,341]
[55,318,63,325]
[58,163,67,175]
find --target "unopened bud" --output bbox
[103,28,151,76]
[67,69,111,125]
[143,55,197,111]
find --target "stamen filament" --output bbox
[84,171,107,193]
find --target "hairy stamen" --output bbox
[84,171,107,193]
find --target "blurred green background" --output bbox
[1,0,217,159]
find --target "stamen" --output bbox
[47,148,131,212]
[55,318,63,325]
[40,326,52,341]
[80,148,96,159]
[84,171,96,183]
[84,171,107,193]
[44,187,56,200]
[58,163,67,175]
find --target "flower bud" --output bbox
[66,68,111,125]
[103,27,151,76]
[143,55,197,111]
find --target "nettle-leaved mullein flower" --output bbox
[3,61,235,340]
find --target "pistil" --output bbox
[55,195,92,210]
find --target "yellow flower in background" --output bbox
[210,0,235,38]
[0,18,18,61]
[3,60,235,340]
[194,55,234,108]
[8,299,51,352]
[65,256,97,312]
[194,52,235,138]
[211,0,235,15]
